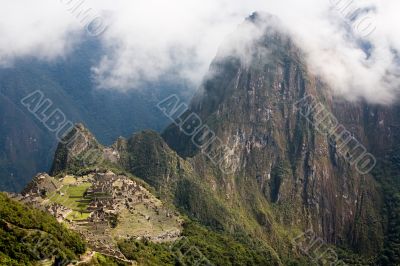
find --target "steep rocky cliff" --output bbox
[162,12,387,256]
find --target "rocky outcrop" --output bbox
[50,123,106,175]
[21,173,60,196]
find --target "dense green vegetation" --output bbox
[0,193,86,265]
[380,185,400,264]
[118,221,310,266]
[80,253,130,266]
[373,150,400,265]
[335,248,376,265]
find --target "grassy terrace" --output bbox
[66,211,91,221]
[46,179,92,221]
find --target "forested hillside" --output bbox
[0,193,86,265]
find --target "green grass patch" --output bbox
[47,182,92,217]
[67,211,91,221]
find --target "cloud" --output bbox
[0,0,399,104]
[0,0,80,65]
[91,0,250,90]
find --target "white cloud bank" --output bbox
[0,0,399,104]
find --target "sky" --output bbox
[0,0,399,104]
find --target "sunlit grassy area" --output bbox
[67,211,91,221]
[37,259,54,266]
[111,204,182,240]
[62,175,77,185]
[67,183,92,198]
[47,181,92,221]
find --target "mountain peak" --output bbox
[162,12,384,254]
[50,123,103,175]
[246,11,279,24]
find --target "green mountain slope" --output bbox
[0,192,86,265]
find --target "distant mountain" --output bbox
[0,38,193,192]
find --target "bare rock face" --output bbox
[21,173,60,196]
[162,12,384,254]
[50,123,105,175]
